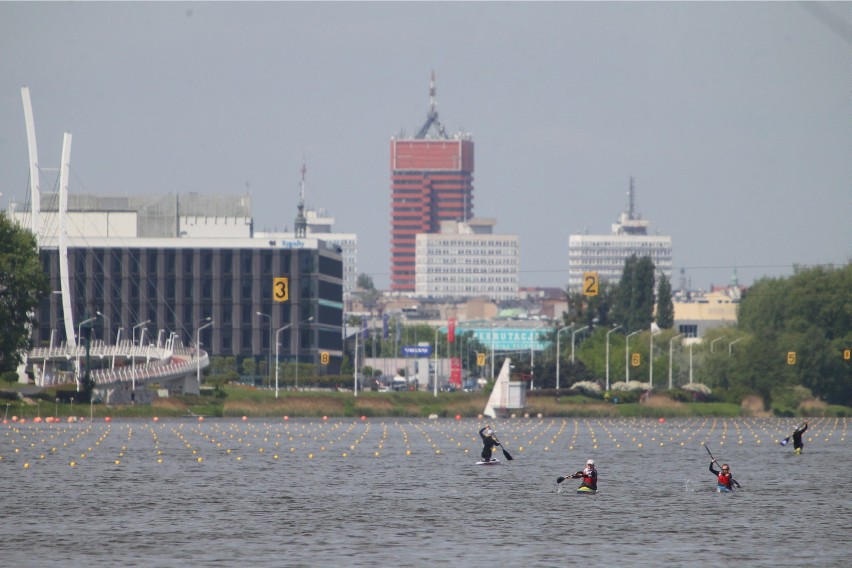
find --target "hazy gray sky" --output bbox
[1,2,849,291]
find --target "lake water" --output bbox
[1,416,849,567]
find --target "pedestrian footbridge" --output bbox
[24,340,209,404]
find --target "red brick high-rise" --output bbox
[390,73,474,292]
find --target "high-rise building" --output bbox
[415,219,519,300]
[390,73,474,292]
[568,178,673,290]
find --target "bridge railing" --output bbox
[30,343,208,388]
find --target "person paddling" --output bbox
[791,421,808,454]
[478,425,501,463]
[565,459,597,491]
[709,460,741,492]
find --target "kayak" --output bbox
[576,486,597,495]
[476,459,501,466]
[716,485,733,493]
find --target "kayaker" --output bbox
[791,421,808,454]
[567,459,597,491]
[709,460,741,491]
[478,425,501,463]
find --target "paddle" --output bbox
[780,422,806,447]
[494,436,513,461]
[557,473,581,484]
[703,443,741,489]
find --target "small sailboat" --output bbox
[483,358,512,419]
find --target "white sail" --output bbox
[483,358,512,419]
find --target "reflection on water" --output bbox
[1,417,849,567]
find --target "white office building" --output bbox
[568,179,672,291]
[415,218,519,300]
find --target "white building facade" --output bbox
[568,179,673,291]
[414,219,519,300]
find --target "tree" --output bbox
[611,254,656,332]
[0,213,49,372]
[655,274,674,329]
[354,273,381,310]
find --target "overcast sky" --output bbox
[1,2,849,291]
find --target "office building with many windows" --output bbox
[414,219,519,300]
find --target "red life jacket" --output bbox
[717,472,733,488]
[583,467,597,486]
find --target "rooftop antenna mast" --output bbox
[294,160,307,238]
[415,71,448,140]
[628,176,637,220]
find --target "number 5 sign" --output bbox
[583,272,599,296]
[273,277,289,302]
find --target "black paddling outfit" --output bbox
[479,427,500,462]
[792,422,808,451]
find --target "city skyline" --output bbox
[1,2,849,291]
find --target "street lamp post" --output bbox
[606,325,623,391]
[433,327,439,397]
[669,334,683,390]
[555,324,573,391]
[571,326,588,365]
[256,312,272,388]
[133,320,151,346]
[529,324,544,390]
[711,337,723,353]
[625,330,640,383]
[649,330,661,389]
[275,324,293,399]
[76,316,98,391]
[729,338,744,355]
[131,319,151,371]
[294,316,313,391]
[195,317,214,391]
[689,342,694,384]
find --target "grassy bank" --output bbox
[4,384,845,420]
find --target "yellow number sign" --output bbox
[787,352,796,365]
[273,277,289,302]
[631,353,641,367]
[844,349,851,361]
[477,353,486,367]
[321,352,330,365]
[583,272,599,296]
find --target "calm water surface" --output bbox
[1,416,849,567]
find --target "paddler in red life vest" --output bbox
[568,459,597,490]
[709,460,741,491]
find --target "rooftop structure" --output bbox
[568,177,672,290]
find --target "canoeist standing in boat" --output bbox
[792,421,808,454]
[567,459,597,491]
[478,425,500,463]
[709,460,741,491]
